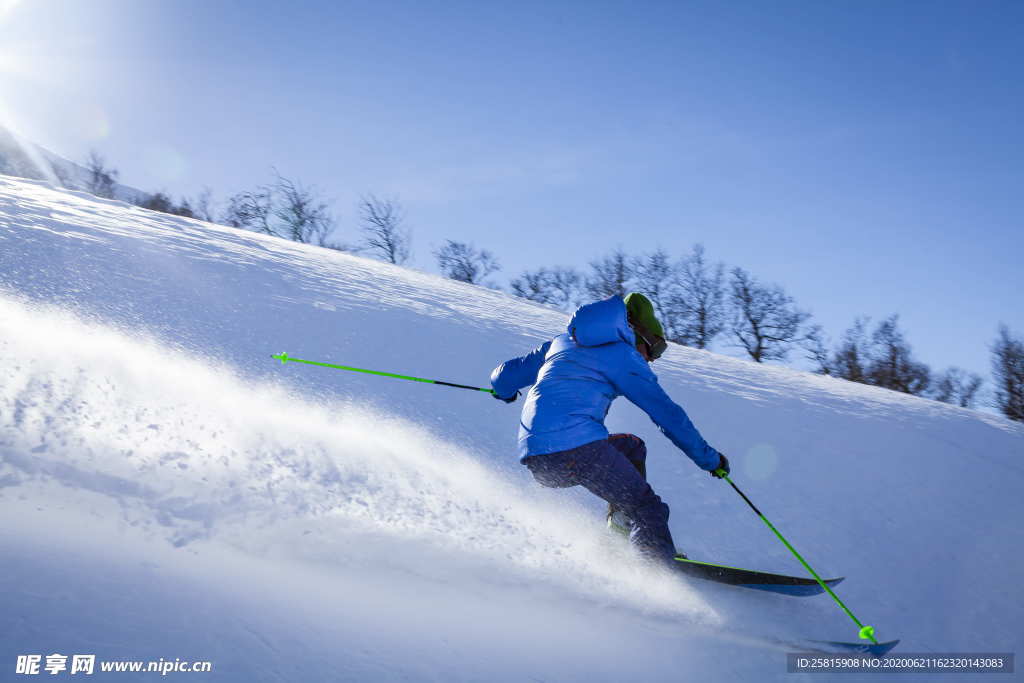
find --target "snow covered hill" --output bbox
[1,175,1022,681]
[0,127,146,203]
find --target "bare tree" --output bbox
[358,194,411,264]
[193,187,216,222]
[510,266,583,310]
[831,318,872,382]
[728,267,811,362]
[803,324,832,375]
[546,266,584,310]
[85,150,118,199]
[865,315,930,395]
[434,240,500,284]
[932,367,983,408]
[272,171,334,245]
[174,197,195,218]
[668,244,726,349]
[633,249,675,329]
[825,316,931,396]
[223,188,273,234]
[585,248,634,300]
[136,191,195,218]
[511,268,558,305]
[221,172,336,245]
[139,192,175,214]
[991,325,1024,421]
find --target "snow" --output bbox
[1,175,1022,681]
[0,125,147,203]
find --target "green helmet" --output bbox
[623,292,667,359]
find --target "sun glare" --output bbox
[0,0,23,21]
[0,0,78,183]
[0,0,111,177]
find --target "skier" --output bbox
[490,293,729,566]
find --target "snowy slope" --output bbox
[1,175,1022,682]
[0,126,147,202]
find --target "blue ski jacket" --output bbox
[490,296,721,470]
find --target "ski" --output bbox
[793,638,901,657]
[672,556,845,596]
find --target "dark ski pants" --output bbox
[523,434,677,565]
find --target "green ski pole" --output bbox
[714,468,880,645]
[272,352,496,394]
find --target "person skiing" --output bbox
[490,293,729,567]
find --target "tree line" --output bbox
[500,242,1022,419]
[83,152,410,263]
[79,150,1024,422]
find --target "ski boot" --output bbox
[606,505,631,538]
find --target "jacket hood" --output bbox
[567,296,636,348]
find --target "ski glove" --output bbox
[710,453,730,478]
[493,390,519,404]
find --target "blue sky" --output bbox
[1,0,1021,381]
